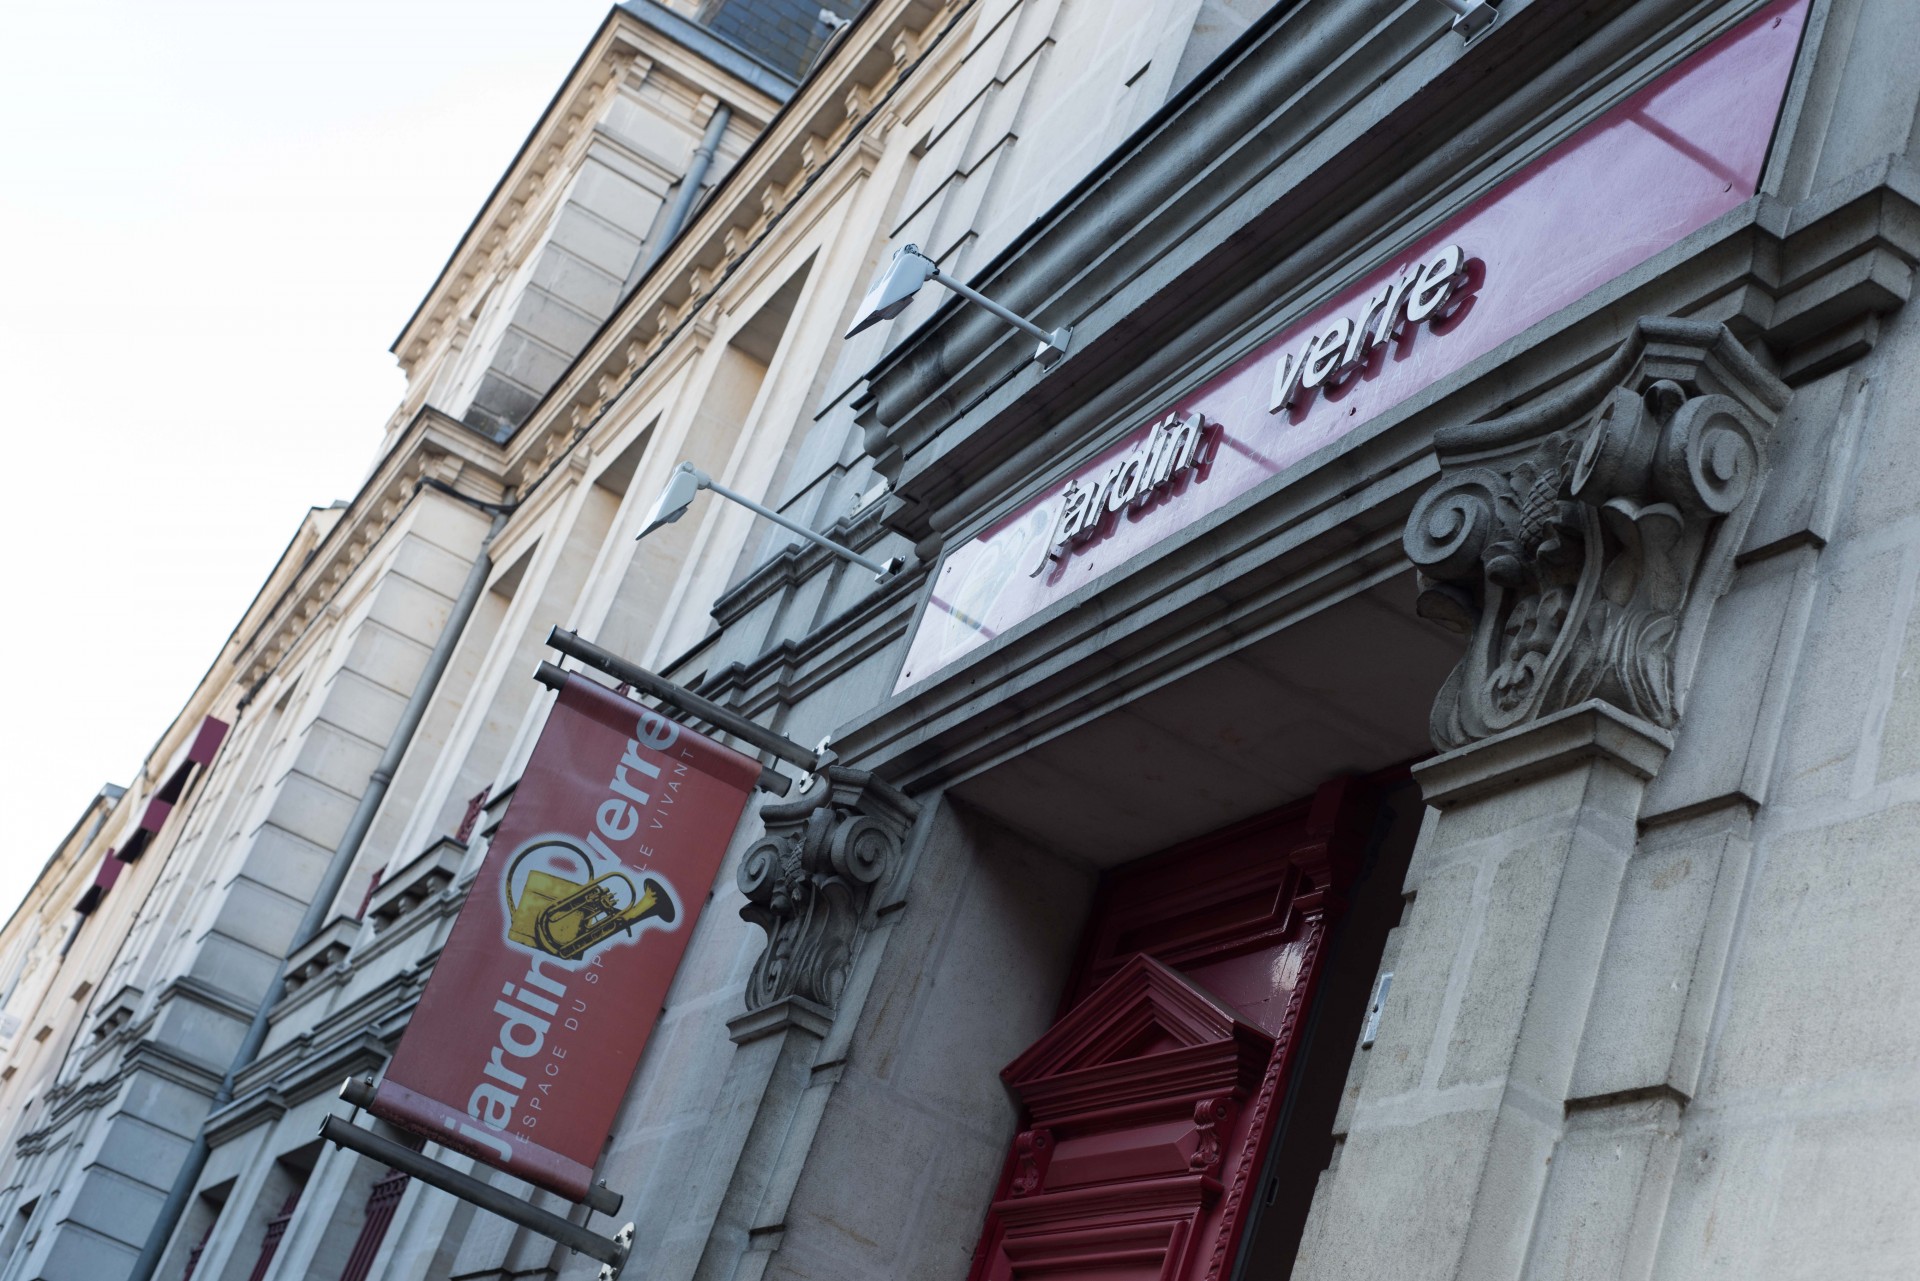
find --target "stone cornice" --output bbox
[235,407,508,688]
[280,915,362,1000]
[681,500,927,734]
[67,971,254,1083]
[492,0,962,495]
[17,1074,119,1154]
[270,864,463,1023]
[393,6,791,375]
[210,1031,393,1144]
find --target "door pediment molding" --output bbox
[1003,955,1273,1128]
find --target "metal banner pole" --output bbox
[319,1112,633,1278]
[543,628,824,774]
[531,663,796,796]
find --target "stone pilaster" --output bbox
[1296,318,1789,1281]
[664,768,918,1281]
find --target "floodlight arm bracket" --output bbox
[844,244,1070,367]
[705,475,899,578]
[1430,0,1496,40]
[914,254,1072,366]
[662,464,901,580]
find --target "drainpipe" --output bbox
[622,101,732,293]
[129,505,510,1281]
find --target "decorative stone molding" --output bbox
[535,0,966,452]
[88,982,143,1042]
[238,413,506,688]
[367,837,468,932]
[737,767,917,1013]
[1189,1096,1232,1173]
[282,916,361,995]
[1405,318,1790,751]
[1009,1128,1053,1196]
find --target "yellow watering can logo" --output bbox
[503,839,677,962]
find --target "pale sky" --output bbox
[0,1,614,921]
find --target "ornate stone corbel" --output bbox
[737,766,918,1013]
[1405,318,1791,750]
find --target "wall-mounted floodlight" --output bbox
[1430,0,1495,41]
[846,244,1072,368]
[639,462,902,581]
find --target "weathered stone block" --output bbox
[874,813,1090,1126]
[89,1115,195,1190]
[1738,365,1846,554]
[37,1223,138,1281]
[241,823,333,894]
[569,153,664,232]
[1653,1102,1920,1280]
[394,492,491,561]
[257,770,359,852]
[1769,544,1904,804]
[202,875,304,957]
[1526,1095,1681,1281]
[307,669,409,745]
[331,620,433,699]
[384,533,478,601]
[56,1166,159,1246]
[1438,840,1565,1090]
[514,285,606,360]
[1873,569,1920,784]
[1571,825,1743,1102]
[771,1080,945,1276]
[530,246,625,318]
[486,326,571,394]
[1704,802,1920,1094]
[1359,859,1474,1101]
[549,203,646,278]
[1293,1110,1495,1281]
[1642,551,1807,817]
[362,572,456,646]
[184,931,277,1006]
[148,993,247,1071]
[111,1071,214,1142]
[895,1121,1023,1281]
[285,718,383,798]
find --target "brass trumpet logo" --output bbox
[504,840,676,962]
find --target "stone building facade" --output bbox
[4,0,1919,1279]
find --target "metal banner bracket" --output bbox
[321,1077,635,1279]
[539,628,831,796]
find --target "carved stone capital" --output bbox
[1405,318,1790,751]
[737,767,917,1014]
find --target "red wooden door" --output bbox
[970,778,1373,1281]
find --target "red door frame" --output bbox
[966,774,1387,1281]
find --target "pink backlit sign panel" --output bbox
[896,0,1807,692]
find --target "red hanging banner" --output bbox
[370,673,761,1200]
